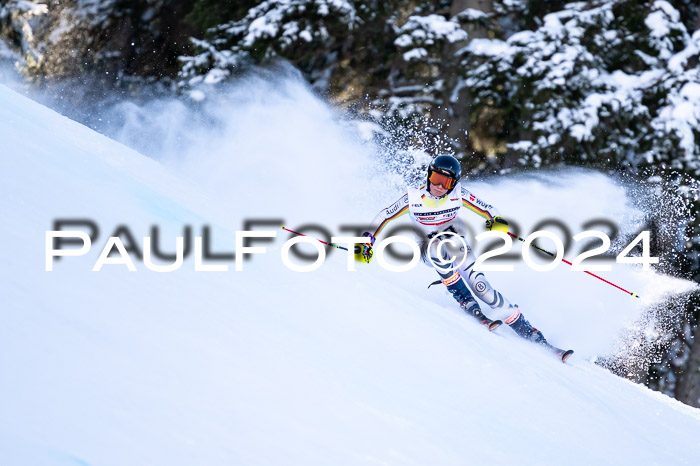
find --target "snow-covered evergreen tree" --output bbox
[378,12,467,121]
[180,0,359,86]
[464,0,699,173]
[178,1,475,153]
[463,0,700,405]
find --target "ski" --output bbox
[478,317,502,332]
[542,343,574,363]
[460,304,502,332]
[470,313,571,358]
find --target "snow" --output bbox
[395,14,468,53]
[203,68,229,85]
[507,141,533,151]
[669,30,700,72]
[299,29,313,42]
[645,10,670,37]
[0,39,17,60]
[647,0,681,33]
[240,0,357,48]
[1,78,700,465]
[464,0,699,165]
[188,89,206,102]
[465,38,511,56]
[8,0,48,16]
[246,16,280,45]
[402,48,427,62]
[455,8,489,21]
[680,82,700,100]
[48,15,74,45]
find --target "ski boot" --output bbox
[506,307,574,362]
[505,308,547,344]
[444,272,501,331]
[459,297,502,331]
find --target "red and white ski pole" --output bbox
[507,232,640,299]
[280,226,349,251]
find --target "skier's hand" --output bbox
[485,216,509,234]
[354,232,374,263]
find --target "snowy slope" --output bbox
[1,81,699,466]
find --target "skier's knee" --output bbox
[470,277,499,304]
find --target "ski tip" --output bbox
[488,320,503,332]
[561,349,574,363]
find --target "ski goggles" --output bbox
[428,171,457,189]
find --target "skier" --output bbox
[355,154,549,343]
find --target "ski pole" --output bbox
[507,231,640,298]
[280,226,349,251]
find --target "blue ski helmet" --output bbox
[426,154,461,196]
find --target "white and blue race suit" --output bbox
[365,182,520,323]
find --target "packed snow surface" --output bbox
[1,80,699,466]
